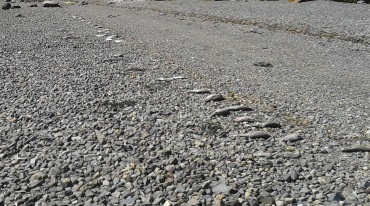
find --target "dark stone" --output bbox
[360,180,370,189]
[156,175,165,183]
[249,197,259,206]
[201,181,212,189]
[11,4,20,8]
[283,174,292,183]
[2,3,11,9]
[327,192,345,202]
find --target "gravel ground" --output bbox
[1,1,370,206]
[115,0,370,44]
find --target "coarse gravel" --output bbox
[115,0,370,43]
[1,0,370,206]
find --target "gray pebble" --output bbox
[291,169,299,181]
[30,172,45,181]
[212,181,232,194]
[85,189,95,197]
[258,196,275,205]
[187,197,200,205]
[152,197,165,205]
[342,188,358,202]
[124,197,136,206]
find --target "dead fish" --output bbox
[211,105,252,117]
[113,53,124,58]
[96,29,109,33]
[261,121,282,128]
[171,76,186,80]
[105,35,116,41]
[237,131,271,139]
[234,116,256,123]
[204,94,225,102]
[341,146,370,153]
[156,77,172,81]
[156,76,187,82]
[210,108,231,117]
[253,62,273,68]
[187,89,211,94]
[281,133,302,142]
[226,105,252,112]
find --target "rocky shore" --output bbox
[1,0,370,205]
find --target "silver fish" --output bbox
[341,146,370,153]
[237,131,271,139]
[187,89,211,94]
[210,108,231,117]
[234,116,256,123]
[204,94,225,102]
[281,133,302,142]
[226,105,252,112]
